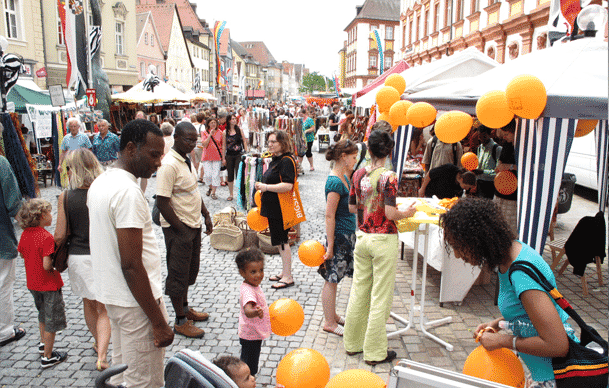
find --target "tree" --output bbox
[299,72,334,94]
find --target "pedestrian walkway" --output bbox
[0,149,606,387]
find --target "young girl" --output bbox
[17,198,68,368]
[319,139,359,337]
[236,248,271,376]
[213,355,284,388]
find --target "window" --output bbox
[434,3,440,31]
[384,56,392,69]
[416,14,420,41]
[457,0,464,20]
[385,26,393,40]
[424,9,429,37]
[409,17,413,44]
[445,0,452,27]
[151,35,154,46]
[5,0,19,39]
[140,62,145,77]
[369,54,377,68]
[57,16,64,45]
[144,32,148,45]
[471,0,480,13]
[115,21,124,55]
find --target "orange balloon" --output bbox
[461,152,479,171]
[476,90,514,129]
[376,86,400,113]
[405,102,436,128]
[575,119,598,137]
[377,112,399,132]
[494,171,518,195]
[389,100,413,126]
[505,75,547,119]
[246,207,268,232]
[269,299,304,336]
[298,240,326,267]
[463,346,525,388]
[326,369,387,388]
[254,190,262,208]
[384,73,406,95]
[277,348,330,388]
[435,111,473,144]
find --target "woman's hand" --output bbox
[474,318,502,339]
[478,332,510,351]
[322,247,333,262]
[254,182,265,192]
[222,158,226,166]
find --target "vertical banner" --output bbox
[57,0,88,97]
[214,21,227,88]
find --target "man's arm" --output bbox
[201,199,212,235]
[0,157,22,216]
[156,196,187,233]
[116,228,174,348]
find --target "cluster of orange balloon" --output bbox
[246,207,268,232]
[276,348,330,388]
[461,152,479,171]
[325,369,387,388]
[297,240,326,267]
[269,298,304,336]
[575,119,598,138]
[463,346,525,387]
[476,74,547,129]
[434,111,473,144]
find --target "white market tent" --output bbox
[111,80,190,103]
[399,38,608,254]
[355,47,500,108]
[189,92,218,103]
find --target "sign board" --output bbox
[86,88,96,107]
[49,85,65,107]
[35,67,47,78]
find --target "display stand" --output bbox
[388,222,454,351]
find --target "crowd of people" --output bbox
[0,102,575,388]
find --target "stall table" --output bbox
[316,129,330,152]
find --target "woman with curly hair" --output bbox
[343,129,416,365]
[440,198,577,388]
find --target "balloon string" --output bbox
[475,327,497,343]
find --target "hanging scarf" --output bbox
[1,113,36,198]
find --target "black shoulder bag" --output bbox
[508,260,608,388]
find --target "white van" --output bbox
[564,134,597,190]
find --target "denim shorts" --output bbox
[318,233,355,283]
[30,289,67,333]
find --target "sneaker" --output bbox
[174,320,205,338]
[38,342,44,354]
[364,350,397,366]
[185,308,209,322]
[41,350,68,368]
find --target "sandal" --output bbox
[0,327,25,347]
[323,326,344,336]
[272,281,295,289]
[269,274,282,282]
[227,196,233,201]
[96,359,109,371]
[337,317,346,326]
[206,187,212,197]
[211,194,218,200]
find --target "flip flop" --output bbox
[323,326,344,336]
[211,194,218,200]
[272,281,295,289]
[227,196,233,201]
[0,327,25,347]
[337,317,346,326]
[206,188,212,196]
[269,274,282,282]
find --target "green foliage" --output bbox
[299,72,335,94]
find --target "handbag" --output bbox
[208,131,227,171]
[209,207,244,251]
[508,260,608,388]
[51,191,70,272]
[239,220,259,249]
[278,156,306,230]
[257,229,279,254]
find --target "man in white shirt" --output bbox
[88,119,173,388]
[156,122,213,339]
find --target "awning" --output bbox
[7,84,52,113]
[352,60,410,106]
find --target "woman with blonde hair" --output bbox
[54,148,111,371]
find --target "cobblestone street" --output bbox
[0,149,607,387]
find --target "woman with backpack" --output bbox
[222,114,248,201]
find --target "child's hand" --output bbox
[254,305,263,319]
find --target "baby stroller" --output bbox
[95,349,239,388]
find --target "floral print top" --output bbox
[349,166,398,234]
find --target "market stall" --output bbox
[405,38,608,253]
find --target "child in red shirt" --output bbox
[17,199,68,368]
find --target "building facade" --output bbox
[343,0,401,89]
[0,0,46,89]
[42,0,139,92]
[399,0,552,65]
[136,12,166,81]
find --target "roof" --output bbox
[136,13,147,39]
[136,12,166,56]
[136,4,192,67]
[238,41,277,67]
[345,0,400,30]
[162,0,205,35]
[231,40,251,61]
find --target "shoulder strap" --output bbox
[63,191,71,236]
[508,260,584,329]
[209,133,222,156]
[491,143,499,163]
[452,143,458,165]
[279,156,297,183]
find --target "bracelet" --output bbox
[512,336,518,351]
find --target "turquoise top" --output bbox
[303,117,315,143]
[498,241,577,382]
[325,175,355,235]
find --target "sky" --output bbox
[193,0,365,78]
